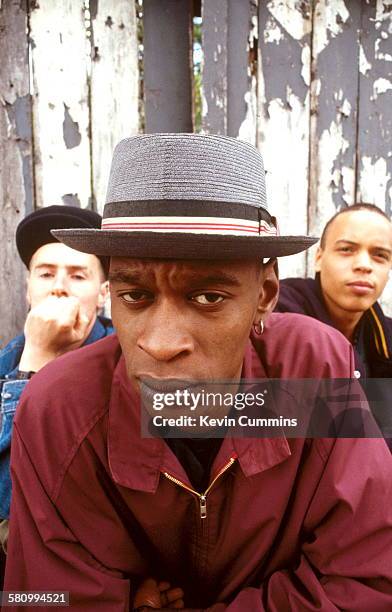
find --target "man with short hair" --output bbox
[277,204,392,377]
[5,136,392,610]
[276,204,392,448]
[0,206,113,522]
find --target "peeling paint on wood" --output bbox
[29,0,91,208]
[360,43,372,74]
[237,10,258,146]
[307,0,361,276]
[267,0,312,41]
[0,0,31,344]
[227,0,257,143]
[1,0,392,326]
[258,0,312,279]
[202,0,228,135]
[312,0,350,56]
[90,0,139,212]
[371,0,392,323]
[357,0,392,228]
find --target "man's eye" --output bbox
[192,293,224,305]
[120,290,152,303]
[338,246,352,253]
[374,252,390,261]
[71,274,86,280]
[39,272,54,278]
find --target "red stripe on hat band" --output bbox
[101,216,277,236]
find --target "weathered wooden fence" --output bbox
[1,0,391,345]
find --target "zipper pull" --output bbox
[200,495,207,519]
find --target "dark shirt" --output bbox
[276,277,392,450]
[167,437,223,492]
[276,275,392,379]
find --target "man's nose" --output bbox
[137,301,194,362]
[353,250,373,272]
[50,272,70,297]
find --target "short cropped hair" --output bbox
[319,203,390,249]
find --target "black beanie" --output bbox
[16,205,109,277]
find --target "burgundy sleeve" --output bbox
[181,438,392,612]
[4,425,132,612]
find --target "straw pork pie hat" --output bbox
[53,133,317,259]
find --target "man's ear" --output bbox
[97,281,110,310]
[253,258,279,323]
[314,246,323,273]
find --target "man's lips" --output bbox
[346,280,374,295]
[137,376,199,393]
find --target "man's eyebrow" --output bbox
[334,239,392,254]
[108,270,146,284]
[334,240,358,246]
[185,273,241,287]
[34,263,89,271]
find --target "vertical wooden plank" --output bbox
[29,0,91,208]
[90,0,139,213]
[202,0,257,140]
[227,0,257,144]
[144,0,193,133]
[257,0,312,279]
[202,0,228,135]
[0,0,32,345]
[357,0,392,210]
[307,0,361,274]
[357,0,392,315]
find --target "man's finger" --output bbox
[164,587,184,603]
[158,581,171,591]
[171,599,184,609]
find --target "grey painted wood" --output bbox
[227,0,256,139]
[257,0,312,279]
[1,0,392,333]
[90,0,139,213]
[0,0,31,345]
[202,0,228,134]
[307,0,362,273]
[144,0,193,133]
[29,0,91,208]
[357,1,392,314]
[356,0,392,212]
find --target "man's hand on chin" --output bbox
[19,295,91,372]
[133,578,184,610]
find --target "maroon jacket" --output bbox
[4,313,392,611]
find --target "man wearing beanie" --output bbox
[0,206,113,530]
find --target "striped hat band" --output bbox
[101,200,278,237]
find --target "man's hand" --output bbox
[19,295,91,372]
[133,578,184,610]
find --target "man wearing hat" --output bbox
[5,135,392,610]
[0,206,113,527]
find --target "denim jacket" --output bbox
[0,315,114,518]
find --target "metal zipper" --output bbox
[163,456,236,519]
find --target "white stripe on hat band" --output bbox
[101,216,277,237]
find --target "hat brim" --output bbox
[52,229,318,260]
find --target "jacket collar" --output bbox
[107,342,291,493]
[83,315,113,346]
